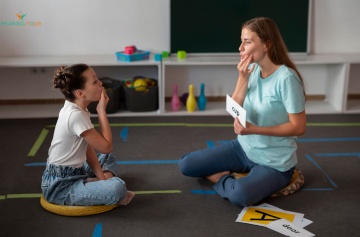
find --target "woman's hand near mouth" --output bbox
[237,55,255,81]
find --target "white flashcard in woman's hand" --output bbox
[226,94,247,128]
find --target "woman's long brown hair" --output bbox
[242,17,306,99]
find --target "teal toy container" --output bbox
[115,50,151,62]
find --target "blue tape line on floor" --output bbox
[93,223,102,237]
[191,190,217,194]
[120,127,128,142]
[306,154,338,188]
[206,141,215,148]
[314,152,360,157]
[25,162,46,166]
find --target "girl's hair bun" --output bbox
[53,64,89,101]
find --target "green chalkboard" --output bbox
[171,0,309,53]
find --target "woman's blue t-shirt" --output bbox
[237,63,305,172]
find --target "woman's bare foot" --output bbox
[116,191,135,206]
[104,171,114,180]
[205,171,231,183]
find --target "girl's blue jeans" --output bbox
[41,153,127,206]
[178,139,295,207]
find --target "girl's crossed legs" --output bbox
[42,153,134,206]
[178,139,295,206]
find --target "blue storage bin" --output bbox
[115,50,151,62]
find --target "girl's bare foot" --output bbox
[116,191,135,206]
[205,171,231,183]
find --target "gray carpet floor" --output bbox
[0,114,360,236]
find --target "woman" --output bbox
[178,17,306,206]
[41,64,135,206]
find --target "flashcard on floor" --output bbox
[236,206,304,227]
[256,203,313,228]
[267,219,315,237]
[226,94,247,128]
[298,218,313,228]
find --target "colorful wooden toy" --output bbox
[144,78,155,87]
[186,84,196,112]
[134,79,147,91]
[178,50,186,59]
[162,51,169,58]
[171,84,180,111]
[155,54,162,61]
[125,45,137,53]
[123,79,133,88]
[198,83,207,111]
[124,47,134,55]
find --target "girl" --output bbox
[41,63,135,206]
[178,17,306,206]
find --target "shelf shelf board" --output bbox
[162,54,350,66]
[340,53,360,63]
[164,100,341,116]
[164,101,227,116]
[0,55,160,67]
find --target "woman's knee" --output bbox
[178,152,196,176]
[228,184,255,207]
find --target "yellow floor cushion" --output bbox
[40,195,118,216]
[232,169,305,197]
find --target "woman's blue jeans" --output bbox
[41,153,127,206]
[178,139,295,207]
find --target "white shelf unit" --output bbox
[0,53,359,119]
[161,54,351,115]
[0,55,162,119]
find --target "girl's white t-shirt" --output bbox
[48,100,94,168]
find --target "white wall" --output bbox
[0,0,359,99]
[311,0,360,54]
[1,0,360,56]
[0,0,170,56]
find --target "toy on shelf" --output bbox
[186,84,196,112]
[177,50,186,59]
[171,84,180,112]
[180,93,189,106]
[162,51,169,58]
[115,45,150,62]
[123,78,134,88]
[198,83,207,111]
[144,78,155,87]
[155,54,162,61]
[125,45,137,54]
[133,79,148,91]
